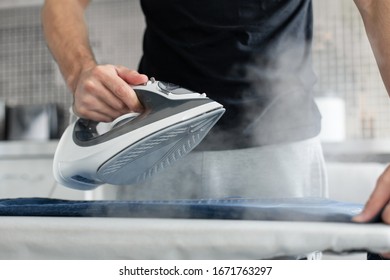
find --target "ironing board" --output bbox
[0,197,390,259]
[1,217,390,259]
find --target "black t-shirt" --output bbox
[139,0,321,150]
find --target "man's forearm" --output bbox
[354,0,390,96]
[41,0,96,92]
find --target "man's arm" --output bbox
[354,0,390,95]
[41,0,94,92]
[352,0,390,229]
[41,0,148,122]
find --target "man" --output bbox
[41,0,390,249]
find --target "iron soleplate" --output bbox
[96,108,224,185]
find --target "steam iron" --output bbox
[53,78,225,190]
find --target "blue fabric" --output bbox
[0,197,368,223]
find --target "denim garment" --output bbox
[0,197,364,223]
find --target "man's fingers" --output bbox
[352,167,390,260]
[115,66,148,85]
[353,165,390,222]
[92,67,144,112]
[74,87,128,122]
[74,100,123,122]
[105,79,143,112]
[73,65,148,121]
[81,78,129,112]
[382,203,390,224]
[353,193,386,222]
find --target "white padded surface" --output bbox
[1,216,389,259]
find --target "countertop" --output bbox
[0,140,57,159]
[1,139,390,161]
[322,139,390,163]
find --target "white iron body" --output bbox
[53,79,225,190]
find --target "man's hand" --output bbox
[42,0,149,122]
[72,64,148,122]
[353,164,390,258]
[353,165,390,224]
